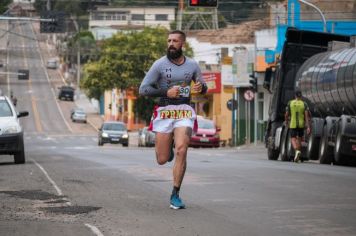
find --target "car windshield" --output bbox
[75,111,85,115]
[198,119,215,129]
[0,100,13,117]
[103,123,126,131]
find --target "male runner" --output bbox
[139,30,207,209]
[285,90,311,162]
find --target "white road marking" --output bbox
[31,159,63,196]
[85,224,105,236]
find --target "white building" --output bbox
[89,7,175,40]
[13,0,35,2]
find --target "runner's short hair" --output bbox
[295,89,302,97]
[169,30,186,41]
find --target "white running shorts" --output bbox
[150,104,197,133]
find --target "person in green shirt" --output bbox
[285,90,311,162]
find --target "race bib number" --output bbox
[179,85,191,98]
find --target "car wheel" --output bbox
[123,143,129,147]
[267,147,279,160]
[98,139,103,146]
[14,140,25,164]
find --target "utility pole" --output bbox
[47,0,51,11]
[77,41,80,91]
[177,0,184,30]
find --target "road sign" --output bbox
[244,89,254,101]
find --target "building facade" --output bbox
[89,6,175,32]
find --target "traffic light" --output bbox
[249,73,258,92]
[189,0,218,7]
[40,11,66,33]
[108,104,112,110]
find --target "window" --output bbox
[118,14,127,21]
[155,14,168,21]
[92,12,105,20]
[131,14,144,21]
[0,100,13,117]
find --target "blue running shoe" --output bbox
[170,194,185,209]
[168,142,174,162]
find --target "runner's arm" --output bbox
[139,62,167,97]
[285,102,290,126]
[193,65,208,94]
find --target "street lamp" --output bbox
[298,0,327,32]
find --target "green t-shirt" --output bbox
[286,99,309,129]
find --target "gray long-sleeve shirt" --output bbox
[139,56,207,106]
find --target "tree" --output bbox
[0,0,11,14]
[80,62,112,101]
[66,30,98,64]
[81,27,194,123]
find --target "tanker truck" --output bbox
[264,27,356,166]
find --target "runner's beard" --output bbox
[167,47,183,60]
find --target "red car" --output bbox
[190,116,220,148]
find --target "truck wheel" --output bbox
[286,133,294,161]
[306,131,320,160]
[319,124,333,164]
[267,147,279,160]
[334,118,347,165]
[280,128,292,161]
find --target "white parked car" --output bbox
[46,58,58,69]
[0,96,28,164]
[70,108,87,123]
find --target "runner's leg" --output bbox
[155,132,174,165]
[172,126,192,188]
[291,137,298,150]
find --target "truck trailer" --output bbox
[264,27,356,166]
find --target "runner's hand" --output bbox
[167,86,180,98]
[193,82,202,93]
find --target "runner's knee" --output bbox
[156,153,168,165]
[175,144,187,158]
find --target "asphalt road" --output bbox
[1,21,356,236]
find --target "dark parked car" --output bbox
[190,116,220,148]
[58,86,74,101]
[98,121,129,146]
